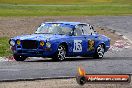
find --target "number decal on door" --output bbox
[73,40,82,52]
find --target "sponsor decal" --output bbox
[73,40,82,52]
[40,41,44,46]
[88,40,94,51]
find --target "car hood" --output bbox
[12,34,64,41]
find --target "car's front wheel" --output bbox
[93,44,105,59]
[13,54,27,61]
[52,45,66,61]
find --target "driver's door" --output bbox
[70,25,87,56]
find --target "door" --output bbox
[70,25,87,56]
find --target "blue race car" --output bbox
[9,21,110,61]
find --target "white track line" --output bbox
[115,31,132,44]
[122,36,132,44]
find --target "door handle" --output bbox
[95,36,98,38]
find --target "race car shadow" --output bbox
[101,57,132,60]
[25,57,103,62]
[25,57,132,62]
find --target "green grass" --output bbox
[0,4,132,16]
[0,37,11,57]
[0,0,132,4]
[0,0,132,16]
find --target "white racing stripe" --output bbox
[122,36,132,44]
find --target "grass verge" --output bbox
[0,4,132,16]
[0,0,132,4]
[0,37,11,57]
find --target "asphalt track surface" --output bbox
[0,16,132,81]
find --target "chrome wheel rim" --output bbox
[58,46,66,61]
[97,45,104,58]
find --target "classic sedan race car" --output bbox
[9,21,110,61]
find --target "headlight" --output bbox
[40,41,45,46]
[46,42,51,48]
[16,40,21,45]
[9,40,15,46]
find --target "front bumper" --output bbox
[12,48,54,57]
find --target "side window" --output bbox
[74,25,83,36]
[82,25,94,35]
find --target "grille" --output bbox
[22,40,38,49]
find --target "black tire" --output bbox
[13,54,27,61]
[93,44,105,59]
[52,45,66,61]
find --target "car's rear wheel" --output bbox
[52,45,66,61]
[13,54,27,61]
[93,44,105,59]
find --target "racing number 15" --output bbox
[73,40,82,52]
